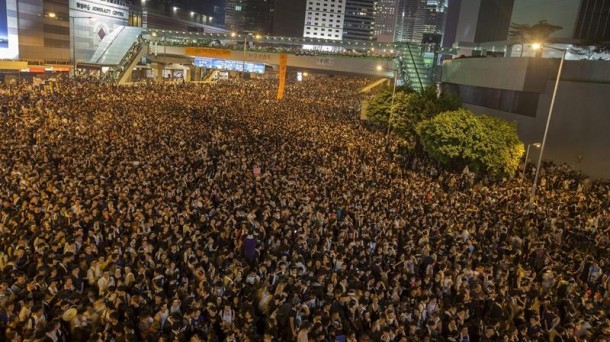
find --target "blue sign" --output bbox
[0,0,8,48]
[194,57,265,74]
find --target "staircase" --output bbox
[395,42,433,92]
[113,41,148,84]
[85,26,145,84]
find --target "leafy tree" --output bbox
[508,20,563,57]
[367,85,461,139]
[366,87,395,130]
[416,109,524,178]
[475,116,525,177]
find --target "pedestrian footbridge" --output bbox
[83,27,448,90]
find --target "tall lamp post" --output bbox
[530,43,568,201]
[233,32,260,80]
[521,142,541,180]
[70,16,92,77]
[377,65,398,141]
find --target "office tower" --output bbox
[225,0,273,34]
[395,0,426,42]
[272,0,307,37]
[374,0,399,42]
[303,0,347,40]
[423,0,447,43]
[342,0,376,40]
[450,0,515,45]
[574,0,610,40]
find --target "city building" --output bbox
[574,0,610,41]
[271,0,307,37]
[302,0,347,40]
[394,0,426,43]
[225,0,274,34]
[342,0,376,40]
[374,0,399,42]
[445,0,515,55]
[422,0,447,44]
[0,0,226,81]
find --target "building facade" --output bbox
[225,0,273,34]
[302,0,346,40]
[374,0,399,42]
[574,0,610,41]
[394,0,426,42]
[342,0,376,40]
[271,0,306,37]
[422,0,447,43]
[0,0,225,78]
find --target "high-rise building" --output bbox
[342,0,376,40]
[395,0,426,42]
[302,0,347,40]
[422,0,447,43]
[272,0,307,37]
[374,0,400,42]
[225,0,273,34]
[442,0,514,55]
[574,0,610,41]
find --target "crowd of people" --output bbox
[155,38,396,59]
[0,75,609,342]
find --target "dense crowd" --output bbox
[155,38,396,59]
[0,76,609,342]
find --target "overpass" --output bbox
[83,27,451,90]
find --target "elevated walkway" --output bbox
[83,28,434,88]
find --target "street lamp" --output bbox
[241,33,260,80]
[377,65,398,141]
[521,142,541,180]
[70,16,93,77]
[530,43,568,200]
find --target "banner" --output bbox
[185,47,232,58]
[277,54,287,100]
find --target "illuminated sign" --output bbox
[70,0,129,20]
[0,0,18,59]
[185,47,232,58]
[193,57,265,74]
[0,0,7,48]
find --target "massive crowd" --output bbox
[0,76,609,342]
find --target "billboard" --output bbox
[0,0,17,59]
[0,0,7,48]
[193,57,266,74]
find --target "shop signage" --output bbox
[71,0,128,20]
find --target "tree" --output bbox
[475,116,525,177]
[508,20,563,57]
[367,85,461,139]
[366,87,395,130]
[416,109,524,178]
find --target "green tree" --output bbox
[475,116,525,177]
[416,109,524,178]
[508,20,563,57]
[366,87,395,130]
[368,85,461,139]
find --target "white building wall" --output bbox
[303,0,346,40]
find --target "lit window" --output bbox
[235,5,241,11]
